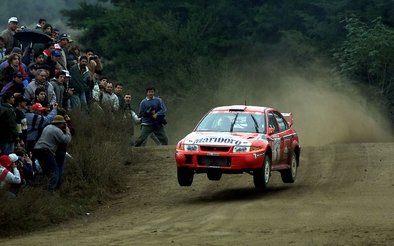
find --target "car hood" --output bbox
[183,132,264,146]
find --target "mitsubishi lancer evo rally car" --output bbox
[175,105,300,190]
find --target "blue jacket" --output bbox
[138,97,167,125]
[26,109,57,141]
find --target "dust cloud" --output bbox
[167,59,394,146]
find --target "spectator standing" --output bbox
[32,87,49,108]
[99,82,119,112]
[50,70,66,107]
[24,68,56,105]
[57,33,70,71]
[0,37,6,61]
[0,92,18,154]
[42,24,53,37]
[35,18,46,30]
[1,17,19,55]
[34,115,71,192]
[0,53,27,91]
[123,94,140,145]
[0,71,24,98]
[134,86,168,146]
[69,55,89,111]
[14,95,28,145]
[25,63,38,84]
[114,83,124,110]
[92,76,108,102]
[68,45,80,67]
[25,102,57,153]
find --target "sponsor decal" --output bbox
[193,137,243,145]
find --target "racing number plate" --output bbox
[197,156,230,167]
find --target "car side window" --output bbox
[268,112,279,133]
[273,112,288,132]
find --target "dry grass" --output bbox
[0,110,132,237]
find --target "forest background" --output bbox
[2,0,394,130]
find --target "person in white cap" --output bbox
[0,154,21,197]
[1,17,19,55]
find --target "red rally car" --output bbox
[175,105,301,190]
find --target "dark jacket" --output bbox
[68,64,89,93]
[0,103,18,143]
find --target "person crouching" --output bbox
[33,115,71,192]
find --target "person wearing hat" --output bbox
[57,33,70,70]
[25,102,57,153]
[0,71,24,98]
[34,115,71,191]
[0,155,21,194]
[0,17,19,55]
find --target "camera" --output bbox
[90,55,99,60]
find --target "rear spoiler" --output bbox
[282,112,293,127]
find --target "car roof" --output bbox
[211,105,276,113]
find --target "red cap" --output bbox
[31,103,46,111]
[0,155,12,169]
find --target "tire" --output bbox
[253,155,271,190]
[207,171,222,181]
[177,167,194,186]
[280,152,298,183]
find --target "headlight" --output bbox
[233,146,262,152]
[233,146,250,152]
[183,144,198,151]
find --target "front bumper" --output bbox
[175,150,265,172]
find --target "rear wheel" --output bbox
[280,152,298,183]
[207,171,222,181]
[253,155,271,190]
[177,167,194,186]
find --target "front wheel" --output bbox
[280,152,298,183]
[177,167,194,186]
[253,155,271,190]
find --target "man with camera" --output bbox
[134,86,168,147]
[33,115,72,192]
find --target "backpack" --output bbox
[31,114,45,141]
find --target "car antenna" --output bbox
[244,99,247,105]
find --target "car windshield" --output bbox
[195,112,265,133]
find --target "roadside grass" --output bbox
[0,110,132,237]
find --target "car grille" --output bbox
[197,156,231,167]
[200,146,231,152]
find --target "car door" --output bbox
[267,112,282,165]
[273,111,292,164]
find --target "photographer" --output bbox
[0,155,21,197]
[34,115,72,192]
[134,86,168,147]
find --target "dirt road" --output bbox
[4,143,394,245]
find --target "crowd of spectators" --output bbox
[0,16,146,196]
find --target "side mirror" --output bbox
[267,127,275,135]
